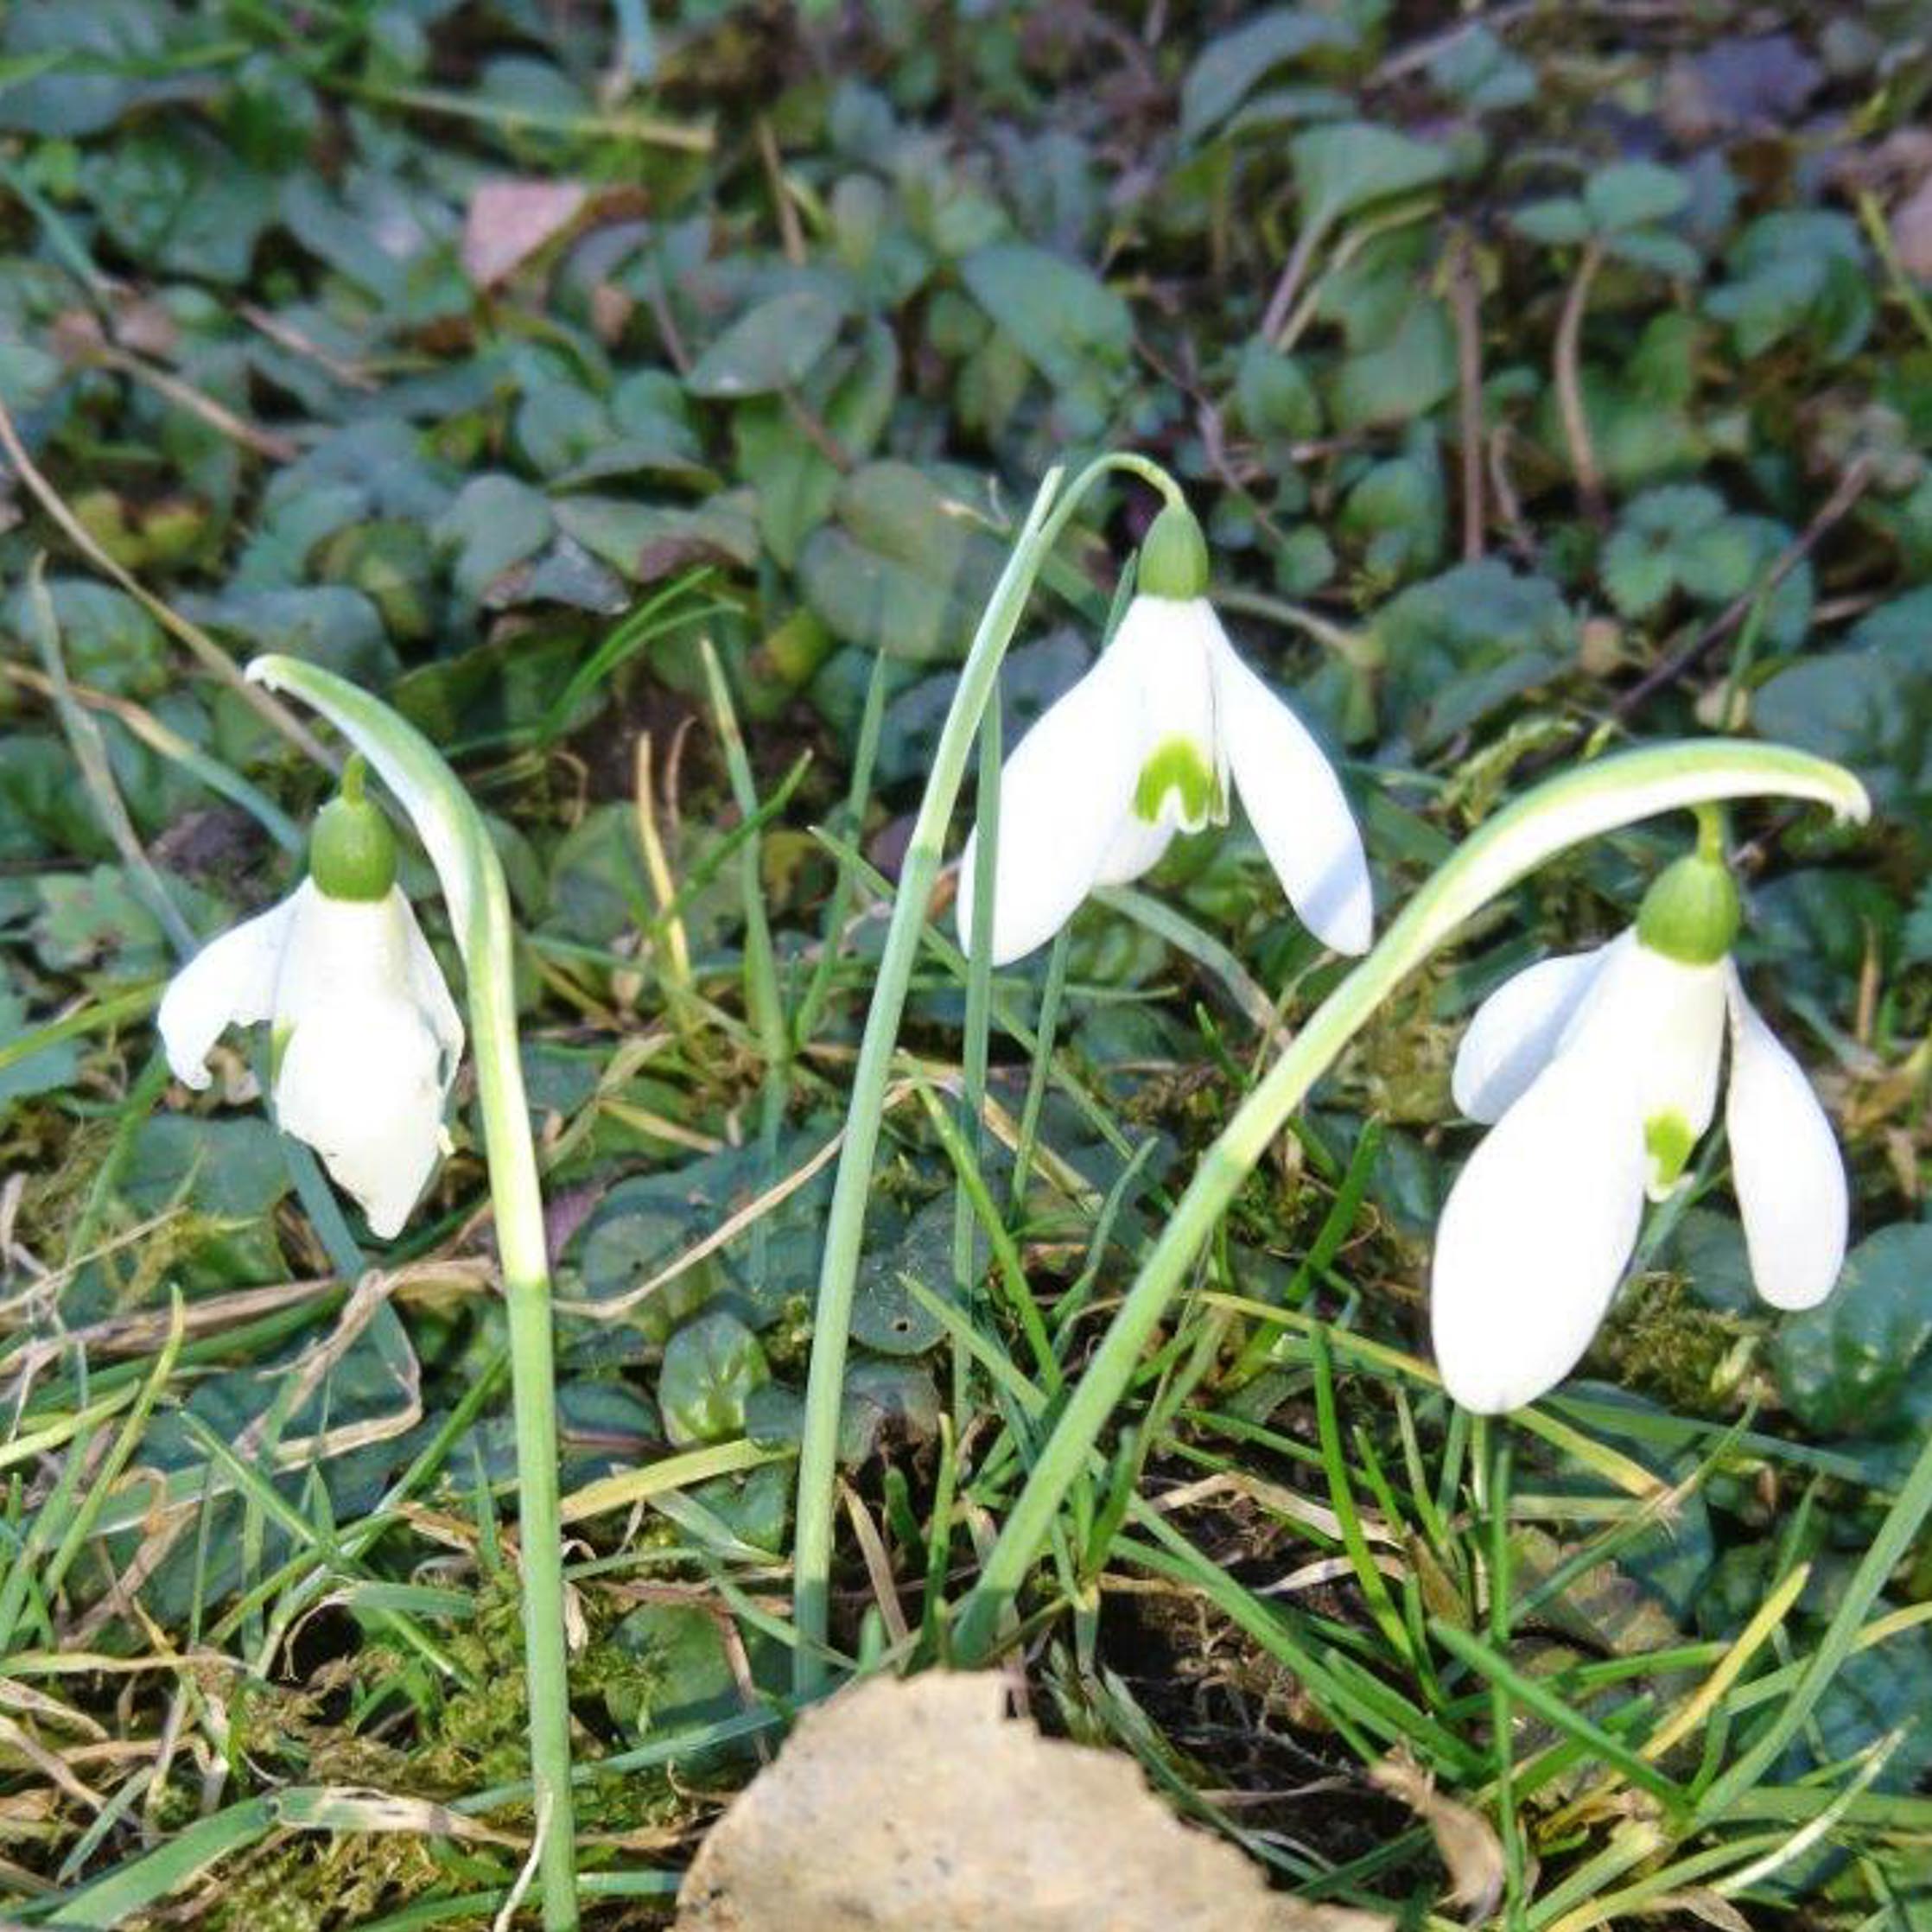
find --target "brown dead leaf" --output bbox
[462,180,589,289]
[1890,175,1932,281]
[1835,131,1932,282]
[1637,1891,1752,1932]
[1368,1754,1504,1922]
[677,1672,1389,1932]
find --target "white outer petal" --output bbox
[1207,624,1372,954]
[268,884,460,1238]
[400,898,465,1088]
[1563,937,1727,1198]
[274,992,448,1238]
[156,893,299,1089]
[270,880,414,1022]
[1725,967,1848,1311]
[1431,1042,1649,1414]
[1452,942,1616,1124]
[1092,814,1178,888]
[956,638,1147,967]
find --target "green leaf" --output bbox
[798,461,1006,663]
[553,493,759,582]
[686,286,847,398]
[1338,438,1446,582]
[1289,121,1451,232]
[1511,197,1592,246]
[83,127,276,283]
[185,585,400,689]
[1373,560,1576,747]
[735,322,900,569]
[32,865,171,979]
[10,579,168,697]
[0,733,111,861]
[852,1197,954,1356]
[1706,211,1870,362]
[1584,161,1691,233]
[435,473,556,607]
[606,1602,740,1735]
[1600,543,1676,620]
[1234,338,1323,440]
[958,241,1132,395]
[745,1357,940,1466]
[1604,227,1702,281]
[0,988,79,1117]
[0,0,166,137]
[1752,588,1932,808]
[1179,9,1355,143]
[1427,23,1535,111]
[1327,297,1456,430]
[124,1114,295,1222]
[659,1309,772,1447]
[515,379,611,476]
[1773,1226,1932,1438]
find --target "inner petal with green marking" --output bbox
[1643,1109,1697,1197]
[1133,734,1221,830]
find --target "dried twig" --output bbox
[92,341,299,463]
[1554,238,1608,525]
[1448,229,1487,561]
[757,117,807,267]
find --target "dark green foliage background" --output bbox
[3,2,1931,1925]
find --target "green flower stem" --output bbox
[791,450,1185,1690]
[950,740,1869,1662]
[245,656,580,1932]
[952,697,1001,1435]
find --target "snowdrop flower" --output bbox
[957,501,1372,965]
[1432,825,1848,1414]
[158,759,463,1239]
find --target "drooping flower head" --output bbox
[957,500,1373,966]
[158,759,463,1239]
[1432,817,1848,1414]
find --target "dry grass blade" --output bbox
[1369,1753,1505,1920]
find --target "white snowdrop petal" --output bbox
[269,881,412,1023]
[1209,626,1372,955]
[1092,813,1178,888]
[1452,944,1614,1123]
[1431,1044,1649,1414]
[1561,937,1728,1198]
[274,994,448,1239]
[397,893,465,1089]
[957,641,1147,967]
[1725,969,1848,1311]
[156,894,300,1089]
[1115,597,1223,833]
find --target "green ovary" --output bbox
[1643,1109,1697,1195]
[1133,735,1220,829]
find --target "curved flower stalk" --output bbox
[159,760,464,1238]
[239,656,580,1932]
[1435,817,1848,1413]
[951,740,1868,1662]
[957,502,1372,964]
[791,452,1199,1689]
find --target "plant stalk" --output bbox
[790,451,1185,1689]
[245,656,580,1931]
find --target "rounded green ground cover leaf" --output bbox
[1773,1225,1932,1437]
[659,1309,771,1447]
